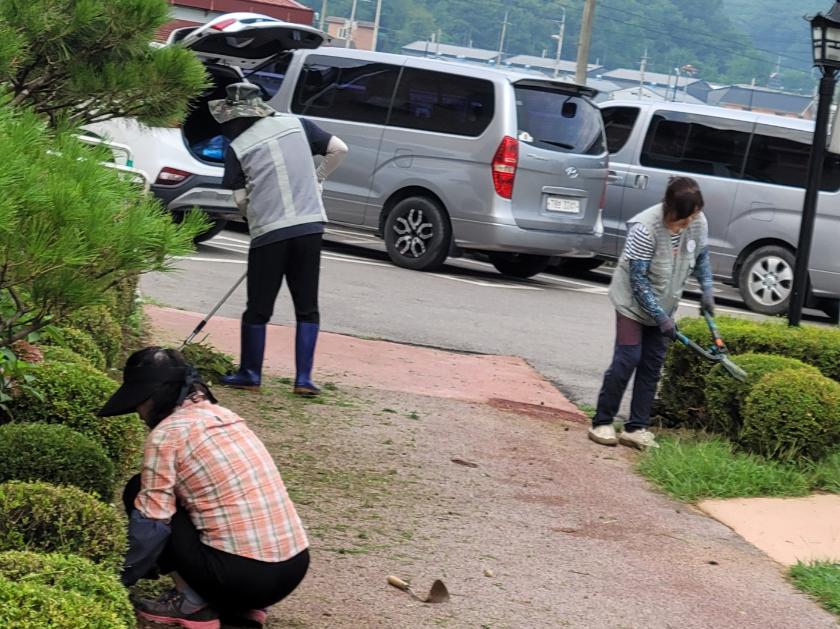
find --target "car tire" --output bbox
[553,257,603,273]
[489,253,551,279]
[737,245,795,316]
[384,196,451,271]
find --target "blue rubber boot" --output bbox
[220,323,265,390]
[293,322,320,397]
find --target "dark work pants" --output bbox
[593,312,669,432]
[243,233,322,326]
[123,476,309,614]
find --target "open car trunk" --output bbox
[182,65,242,164]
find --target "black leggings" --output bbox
[244,233,322,326]
[123,476,309,613]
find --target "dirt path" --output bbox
[207,380,836,629]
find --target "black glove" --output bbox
[656,315,678,340]
[701,288,715,316]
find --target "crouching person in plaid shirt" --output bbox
[99,347,309,629]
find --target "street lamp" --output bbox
[789,0,840,326]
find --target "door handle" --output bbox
[633,174,648,190]
[607,170,623,185]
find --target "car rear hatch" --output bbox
[507,79,607,234]
[177,13,325,71]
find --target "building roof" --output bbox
[504,54,601,74]
[155,19,202,43]
[706,85,813,115]
[168,0,313,17]
[601,68,700,87]
[608,85,704,105]
[402,40,500,61]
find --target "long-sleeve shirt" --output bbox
[135,397,308,563]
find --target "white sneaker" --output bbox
[588,425,618,446]
[619,429,659,450]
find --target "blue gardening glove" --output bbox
[701,288,715,316]
[656,315,678,340]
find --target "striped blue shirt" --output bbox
[625,224,682,261]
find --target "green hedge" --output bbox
[7,359,146,480]
[0,423,115,500]
[704,353,820,439]
[659,316,840,426]
[0,576,132,628]
[40,345,94,368]
[41,326,106,372]
[107,274,141,324]
[0,551,134,628]
[65,304,123,369]
[0,481,125,570]
[742,369,840,462]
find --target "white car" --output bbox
[88,13,325,241]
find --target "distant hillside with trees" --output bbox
[303,0,820,92]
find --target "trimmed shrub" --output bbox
[0,576,131,628]
[704,353,821,439]
[659,315,840,425]
[742,369,840,462]
[40,345,94,368]
[108,273,141,324]
[0,423,115,499]
[0,551,134,628]
[0,481,125,570]
[66,304,123,368]
[41,326,106,371]
[7,360,146,479]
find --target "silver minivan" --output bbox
[594,100,840,317]
[198,44,609,278]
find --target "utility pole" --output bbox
[575,0,597,84]
[371,0,383,51]
[638,48,648,100]
[497,11,510,65]
[344,0,358,48]
[319,0,327,31]
[552,9,566,78]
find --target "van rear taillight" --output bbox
[155,167,192,186]
[492,136,518,200]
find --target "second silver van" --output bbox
[593,100,840,317]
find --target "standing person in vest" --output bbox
[589,176,714,450]
[210,83,348,395]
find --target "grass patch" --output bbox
[637,437,810,502]
[217,378,414,554]
[803,452,840,494]
[790,562,840,616]
[577,403,596,419]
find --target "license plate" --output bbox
[546,196,581,213]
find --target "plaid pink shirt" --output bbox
[135,397,308,563]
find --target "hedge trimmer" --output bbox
[676,310,748,382]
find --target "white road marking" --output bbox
[428,273,543,290]
[176,256,247,264]
[212,235,250,245]
[325,227,378,240]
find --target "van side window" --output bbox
[601,106,639,154]
[744,125,840,192]
[388,68,494,137]
[641,112,750,179]
[291,56,399,125]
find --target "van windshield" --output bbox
[514,86,605,155]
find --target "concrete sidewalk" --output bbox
[147,305,837,628]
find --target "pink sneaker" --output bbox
[221,607,268,628]
[134,589,220,629]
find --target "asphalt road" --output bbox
[140,227,832,407]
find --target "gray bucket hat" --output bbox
[209,82,276,124]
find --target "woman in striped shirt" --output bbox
[588,176,714,450]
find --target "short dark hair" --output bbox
[663,176,704,221]
[126,347,212,427]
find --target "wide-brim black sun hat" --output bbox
[98,365,191,417]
